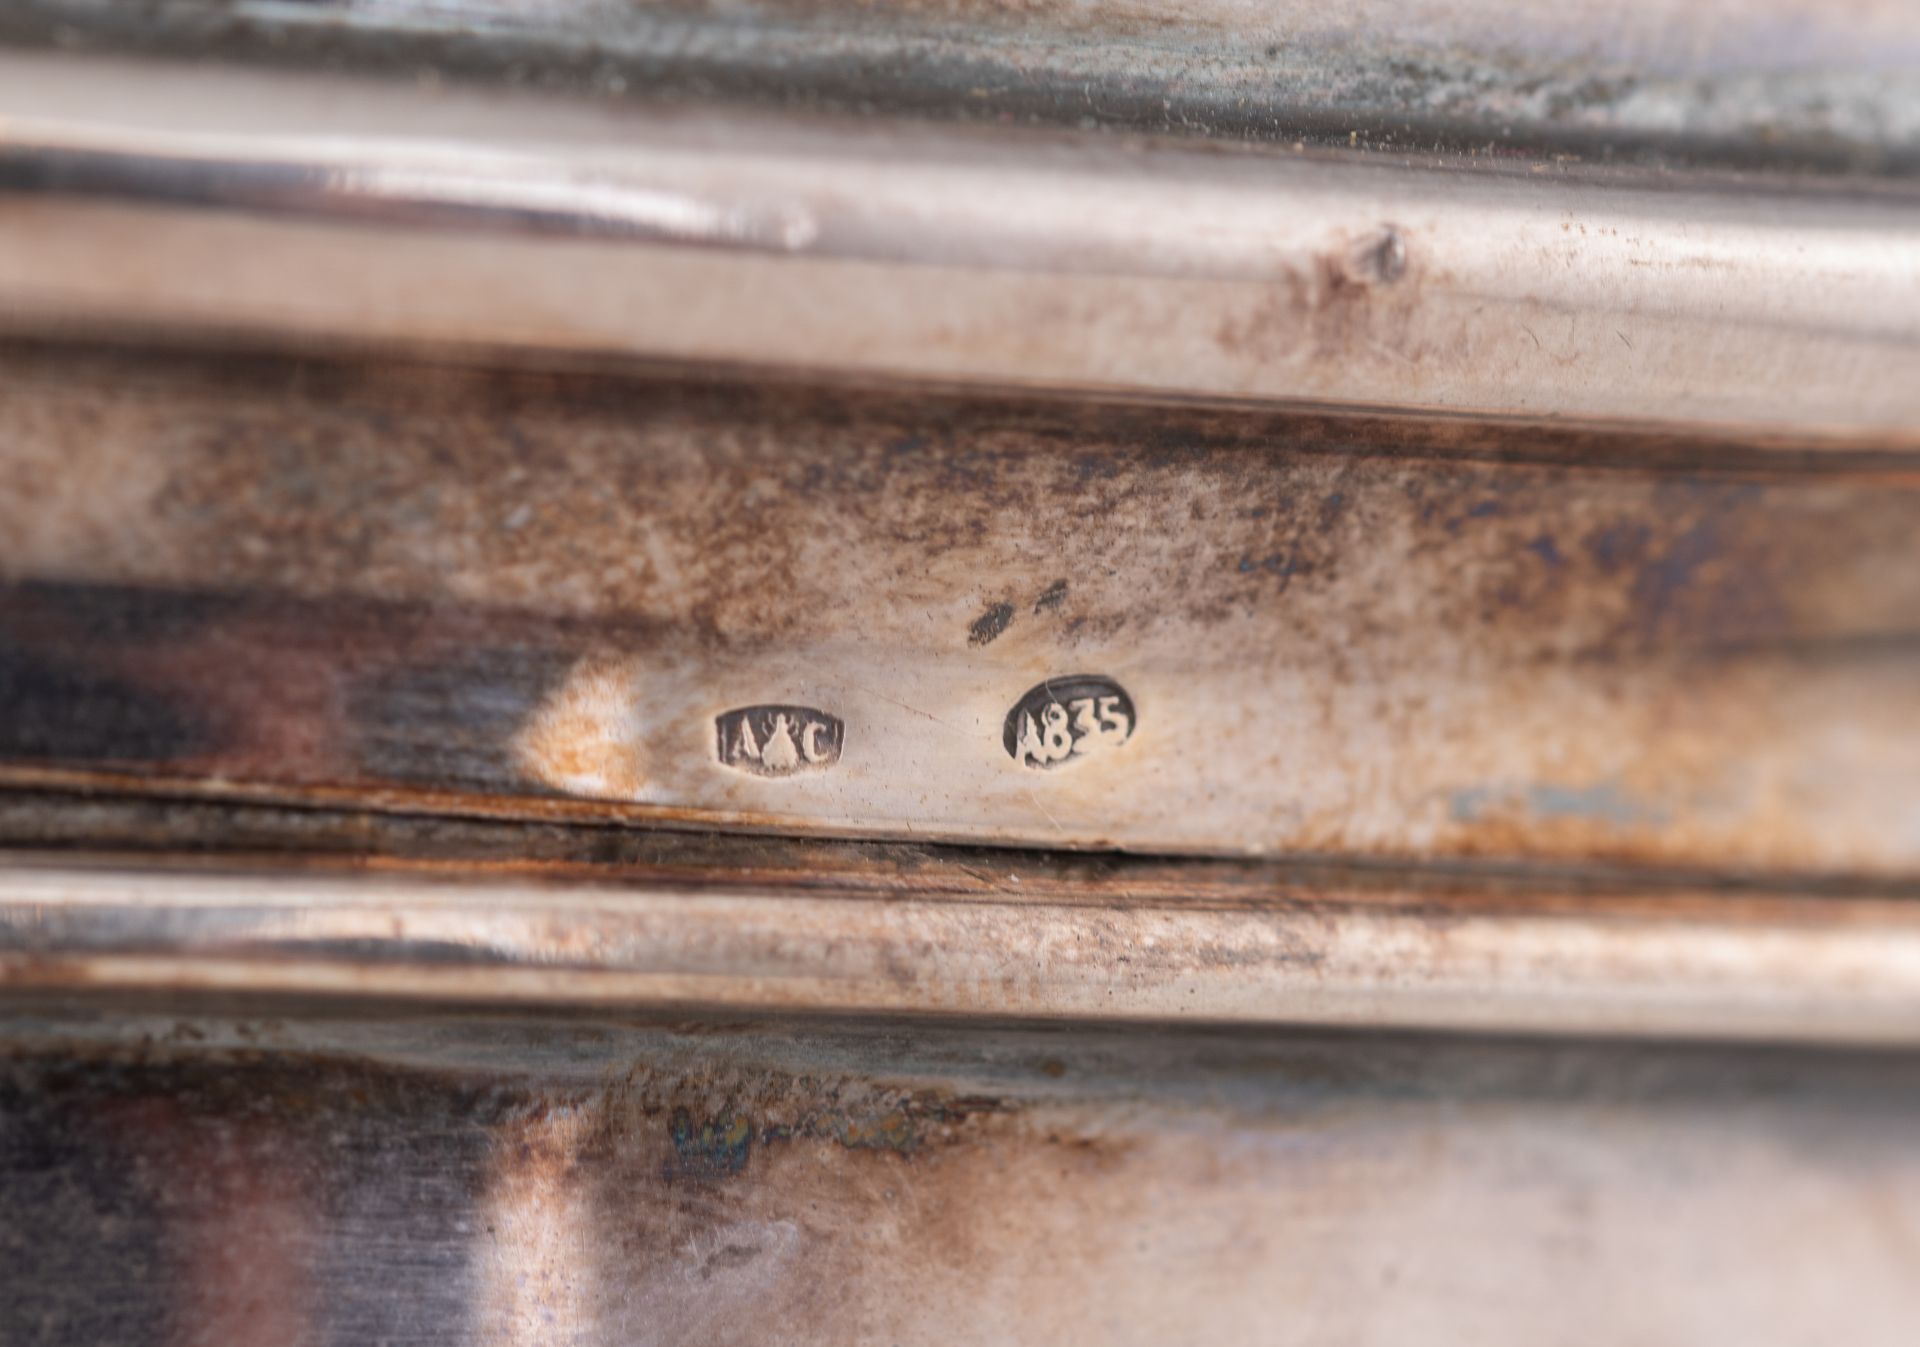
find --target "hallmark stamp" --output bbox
[1003,676,1136,770]
[716,705,843,777]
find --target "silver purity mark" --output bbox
[1004,676,1135,770]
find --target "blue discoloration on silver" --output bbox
[1451,781,1666,828]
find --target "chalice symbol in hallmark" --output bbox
[715,705,845,777]
[761,714,800,772]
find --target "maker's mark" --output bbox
[716,705,843,777]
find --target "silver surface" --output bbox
[3,54,1920,439]
[6,858,1920,1042]
[1,11,1918,1343]
[6,0,1920,171]
[5,1006,1920,1345]
[2,345,1917,872]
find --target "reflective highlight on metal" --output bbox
[8,854,1920,1042]
[2,54,1919,439]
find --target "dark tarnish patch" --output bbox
[1587,521,1652,573]
[0,642,208,763]
[1450,781,1667,830]
[829,1108,919,1153]
[667,1109,753,1180]
[1632,510,1727,631]
[349,647,579,791]
[0,1047,505,1347]
[4,0,1917,181]
[1235,550,1312,591]
[644,1082,1004,1177]
[1526,534,1566,568]
[968,601,1016,647]
[1348,224,1408,285]
[1619,483,1787,645]
[1033,579,1069,614]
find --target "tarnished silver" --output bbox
[6,0,1919,171]
[9,1001,1920,1346]
[3,6,1920,1344]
